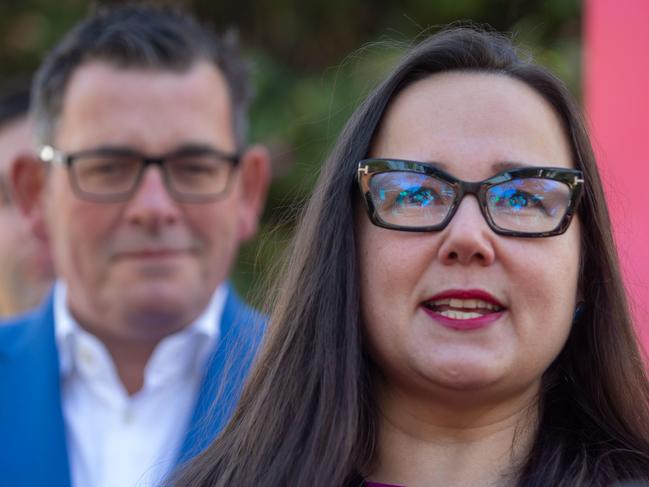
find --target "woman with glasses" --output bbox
[174,27,649,486]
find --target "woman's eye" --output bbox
[492,189,543,210]
[394,186,438,207]
[372,172,453,215]
[508,191,539,208]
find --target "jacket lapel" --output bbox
[176,287,265,465]
[0,295,71,487]
[0,288,263,484]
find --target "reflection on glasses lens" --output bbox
[369,172,455,227]
[486,178,571,233]
[368,172,572,234]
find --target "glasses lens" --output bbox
[369,171,456,227]
[73,154,140,195]
[486,177,571,233]
[167,154,233,197]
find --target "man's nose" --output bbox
[123,166,180,230]
[436,195,496,266]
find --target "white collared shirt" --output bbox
[54,281,225,487]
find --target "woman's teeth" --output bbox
[424,297,504,320]
[438,309,483,319]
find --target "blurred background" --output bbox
[0,0,581,306]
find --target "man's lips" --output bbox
[115,248,190,259]
[421,289,506,329]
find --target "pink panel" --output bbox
[584,0,649,349]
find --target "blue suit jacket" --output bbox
[0,288,264,487]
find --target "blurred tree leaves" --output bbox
[0,0,581,305]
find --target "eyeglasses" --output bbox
[357,159,584,237]
[39,145,240,203]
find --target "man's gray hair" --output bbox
[32,4,252,149]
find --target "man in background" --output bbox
[0,82,54,316]
[0,5,270,487]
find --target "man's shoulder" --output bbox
[0,296,69,487]
[202,286,267,380]
[0,298,54,360]
[177,288,268,463]
[222,287,266,334]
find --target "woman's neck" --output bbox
[368,382,540,487]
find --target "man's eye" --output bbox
[172,157,222,176]
[92,161,122,173]
[178,163,215,174]
[83,158,133,175]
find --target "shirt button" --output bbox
[123,408,134,424]
[78,345,94,367]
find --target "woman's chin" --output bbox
[428,364,505,392]
[398,355,521,398]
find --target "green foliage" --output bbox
[0,0,582,305]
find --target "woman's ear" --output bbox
[11,153,49,243]
[236,144,271,242]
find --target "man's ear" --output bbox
[236,144,271,242]
[11,153,49,243]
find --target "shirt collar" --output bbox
[54,279,226,381]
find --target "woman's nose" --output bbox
[436,195,496,266]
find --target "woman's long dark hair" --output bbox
[174,27,649,486]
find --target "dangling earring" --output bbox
[573,302,585,323]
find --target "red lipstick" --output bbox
[421,289,506,331]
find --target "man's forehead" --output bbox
[55,60,235,153]
[63,59,229,103]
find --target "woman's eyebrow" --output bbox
[422,161,530,173]
[491,161,528,172]
[422,161,448,171]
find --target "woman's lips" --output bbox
[421,289,506,331]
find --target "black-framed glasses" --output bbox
[39,144,241,203]
[357,158,584,238]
